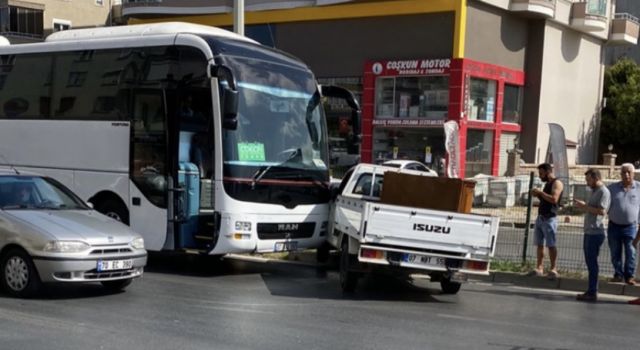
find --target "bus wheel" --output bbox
[339,239,358,293]
[95,199,129,225]
[316,242,331,263]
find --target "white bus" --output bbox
[0,23,360,255]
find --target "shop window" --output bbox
[468,78,496,122]
[503,84,522,124]
[375,76,449,119]
[465,129,493,178]
[375,77,395,117]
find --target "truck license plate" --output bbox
[274,241,298,252]
[402,254,445,267]
[97,259,133,272]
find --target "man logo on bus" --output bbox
[372,63,383,75]
[278,223,299,232]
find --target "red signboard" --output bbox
[368,58,452,76]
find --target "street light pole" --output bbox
[233,0,245,36]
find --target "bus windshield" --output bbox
[220,53,330,206]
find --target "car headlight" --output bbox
[43,241,90,253]
[235,221,252,232]
[131,237,145,250]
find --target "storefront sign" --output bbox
[444,121,460,178]
[372,119,445,127]
[372,59,451,76]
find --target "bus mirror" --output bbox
[222,88,238,130]
[320,85,362,152]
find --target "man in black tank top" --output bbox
[529,163,564,279]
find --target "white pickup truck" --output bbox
[327,164,500,294]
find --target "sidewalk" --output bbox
[239,251,640,298]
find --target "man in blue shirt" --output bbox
[607,163,640,286]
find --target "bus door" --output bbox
[170,89,217,251]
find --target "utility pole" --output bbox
[233,0,245,36]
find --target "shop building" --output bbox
[124,0,639,177]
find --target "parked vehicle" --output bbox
[327,164,499,294]
[0,169,147,297]
[382,160,438,177]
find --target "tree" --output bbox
[600,58,640,162]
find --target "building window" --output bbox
[468,78,496,122]
[503,84,523,124]
[0,6,44,38]
[53,19,71,32]
[465,129,493,178]
[375,76,449,119]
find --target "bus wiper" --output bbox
[251,149,300,189]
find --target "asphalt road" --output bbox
[0,254,638,350]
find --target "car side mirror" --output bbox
[86,202,94,209]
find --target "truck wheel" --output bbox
[339,239,358,292]
[440,278,462,294]
[316,242,331,263]
[94,199,129,225]
[1,248,42,298]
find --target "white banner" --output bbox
[444,120,460,178]
[546,123,569,180]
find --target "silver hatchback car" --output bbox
[0,169,147,297]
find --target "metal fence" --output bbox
[471,173,630,277]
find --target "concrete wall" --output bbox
[536,21,604,164]
[465,0,528,71]
[274,13,455,77]
[41,0,111,35]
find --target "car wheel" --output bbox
[440,278,462,294]
[95,199,129,225]
[101,278,133,292]
[1,248,42,298]
[339,239,358,293]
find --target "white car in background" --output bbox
[0,169,147,298]
[382,160,438,177]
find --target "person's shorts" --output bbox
[534,215,558,247]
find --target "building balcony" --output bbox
[509,0,556,18]
[570,1,608,32]
[609,13,639,45]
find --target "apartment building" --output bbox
[0,0,120,43]
[122,0,638,177]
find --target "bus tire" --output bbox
[339,239,358,293]
[95,199,129,225]
[316,242,331,263]
[440,278,462,294]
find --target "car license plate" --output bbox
[274,241,298,252]
[402,253,445,267]
[97,259,134,272]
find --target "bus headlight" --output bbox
[131,237,145,250]
[43,241,90,253]
[235,221,252,232]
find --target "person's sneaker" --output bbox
[629,298,640,305]
[626,278,637,286]
[609,276,624,283]
[576,292,597,302]
[547,270,559,280]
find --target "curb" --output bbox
[473,271,640,297]
[239,251,640,298]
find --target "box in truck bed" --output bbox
[379,172,475,213]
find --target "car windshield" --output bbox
[0,176,88,210]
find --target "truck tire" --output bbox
[440,278,461,294]
[339,239,358,292]
[94,199,129,225]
